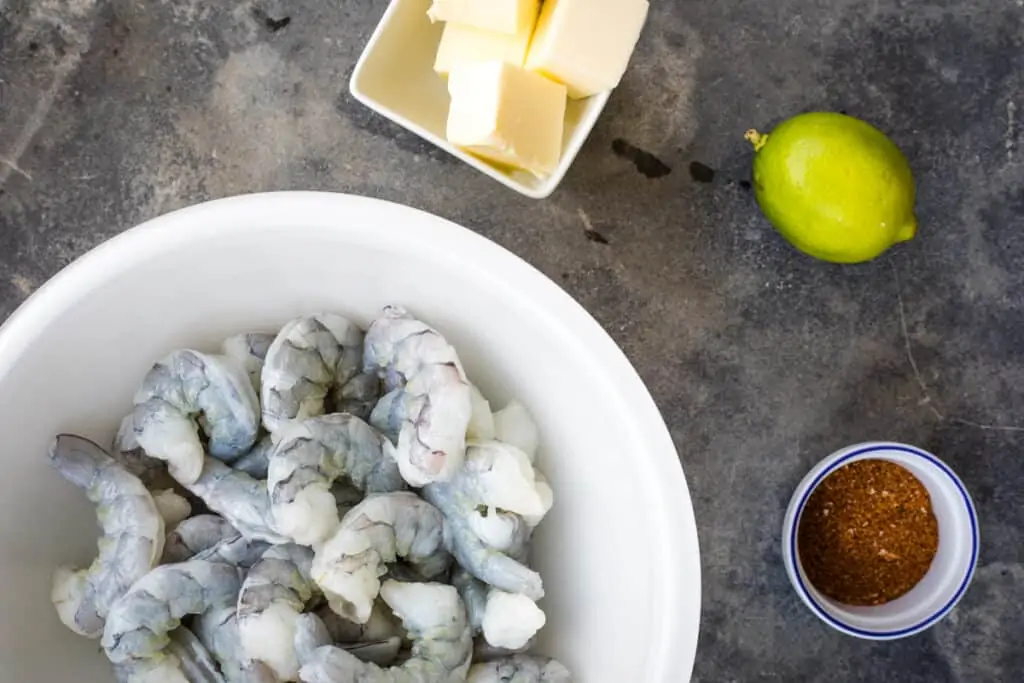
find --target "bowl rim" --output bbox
[0,191,702,680]
[782,441,979,640]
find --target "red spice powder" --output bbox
[797,458,939,606]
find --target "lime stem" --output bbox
[745,129,768,152]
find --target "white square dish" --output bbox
[349,0,612,199]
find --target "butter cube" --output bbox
[427,0,539,36]
[446,61,567,177]
[525,0,650,99]
[433,20,533,75]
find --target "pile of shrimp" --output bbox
[47,307,571,683]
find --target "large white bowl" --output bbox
[0,192,701,682]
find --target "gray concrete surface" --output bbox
[1,0,1022,680]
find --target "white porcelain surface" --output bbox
[782,442,979,640]
[0,192,701,682]
[349,0,612,199]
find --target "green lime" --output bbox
[745,112,917,264]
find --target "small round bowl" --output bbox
[782,441,979,640]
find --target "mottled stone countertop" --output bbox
[1,0,1022,680]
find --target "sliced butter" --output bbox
[446,61,567,178]
[525,0,650,99]
[433,20,533,75]
[427,0,539,36]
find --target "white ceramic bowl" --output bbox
[782,442,979,640]
[0,192,701,682]
[350,0,612,199]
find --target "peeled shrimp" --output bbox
[313,599,404,645]
[480,590,546,650]
[363,305,465,390]
[296,613,403,669]
[167,627,228,683]
[192,534,271,571]
[129,350,260,483]
[452,568,488,632]
[112,414,171,488]
[267,413,405,546]
[297,580,473,683]
[182,457,290,544]
[236,543,317,681]
[260,314,378,434]
[48,434,164,638]
[152,489,192,528]
[447,441,551,518]
[466,655,571,683]
[102,559,243,682]
[492,400,540,463]
[467,384,496,441]
[423,483,543,600]
[195,605,277,683]
[312,492,450,624]
[231,434,275,479]
[393,364,474,487]
[222,332,275,393]
[363,306,473,485]
[466,506,532,557]
[452,568,545,649]
[163,515,239,564]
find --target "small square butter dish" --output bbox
[350,0,612,199]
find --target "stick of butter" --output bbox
[525,0,650,99]
[433,20,533,75]
[427,0,539,36]
[446,61,567,178]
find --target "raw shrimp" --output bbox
[195,605,277,683]
[267,413,404,546]
[370,383,493,448]
[236,543,317,681]
[231,434,275,479]
[452,569,545,649]
[48,434,164,638]
[368,387,414,444]
[392,364,473,486]
[334,369,382,422]
[467,384,496,441]
[466,506,532,558]
[472,637,534,664]
[479,590,546,650]
[452,568,488,632]
[466,655,571,683]
[112,414,171,488]
[153,489,192,527]
[193,534,271,571]
[296,613,403,668]
[312,492,450,624]
[491,400,540,463]
[443,441,551,519]
[260,314,378,434]
[422,483,543,600]
[129,350,260,483]
[363,306,473,485]
[183,457,290,544]
[222,332,276,393]
[102,560,243,679]
[163,515,239,564]
[296,580,473,683]
[363,305,465,390]
[167,627,228,683]
[313,599,404,645]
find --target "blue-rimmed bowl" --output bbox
[782,442,979,640]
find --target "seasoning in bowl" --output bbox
[797,459,939,606]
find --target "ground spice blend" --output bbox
[797,458,939,606]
